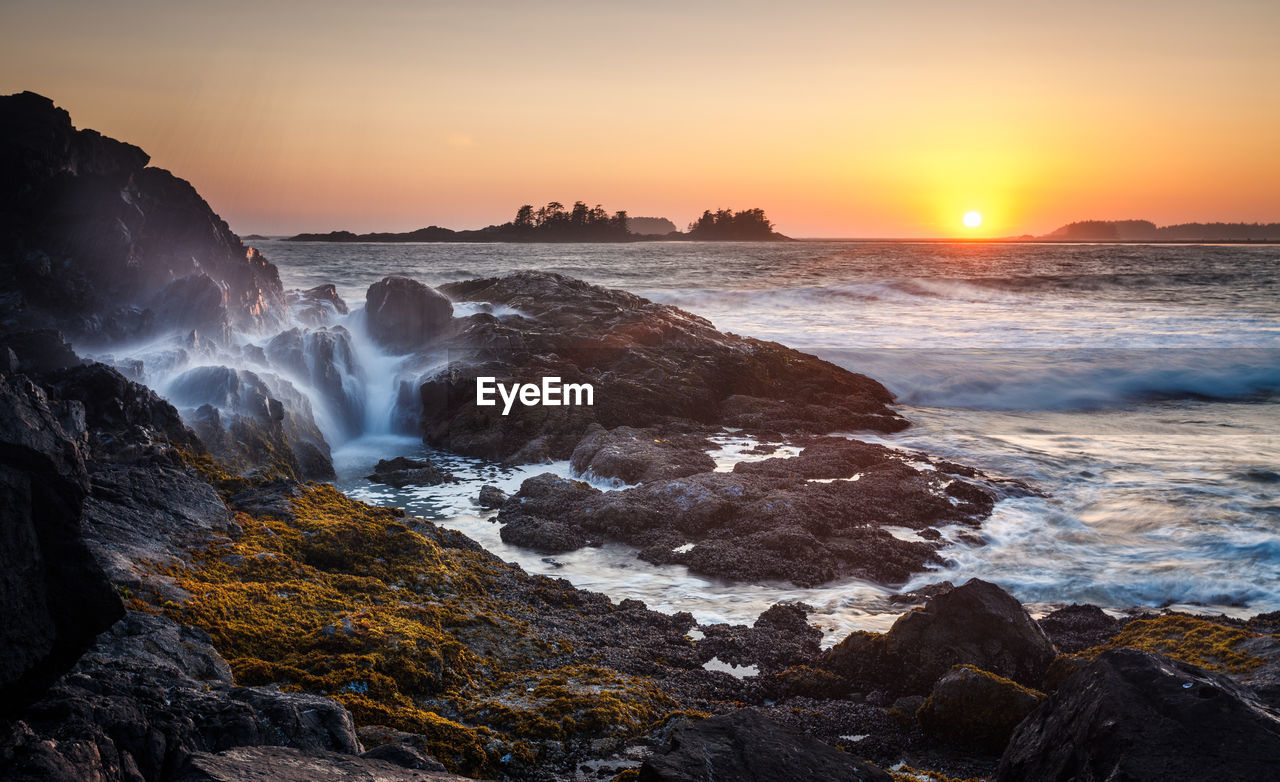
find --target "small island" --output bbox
[286,201,790,243]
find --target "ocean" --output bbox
[261,239,1280,640]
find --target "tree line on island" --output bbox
[286,201,789,243]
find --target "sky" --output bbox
[3,1,1278,238]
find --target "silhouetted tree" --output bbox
[687,207,776,239]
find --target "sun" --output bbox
[963,210,983,228]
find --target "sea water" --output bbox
[264,239,1280,640]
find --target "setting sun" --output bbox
[963,211,983,228]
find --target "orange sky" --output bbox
[3,1,1278,238]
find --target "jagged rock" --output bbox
[0,92,287,342]
[422,271,907,462]
[83,458,236,588]
[637,709,891,782]
[0,329,82,374]
[367,456,452,488]
[287,284,349,328]
[0,612,362,782]
[476,484,507,509]
[570,425,715,483]
[150,273,231,342]
[0,373,122,720]
[997,649,1280,781]
[364,276,453,353]
[825,579,1057,694]
[917,665,1044,754]
[266,326,364,439]
[40,361,202,458]
[1036,603,1126,653]
[167,364,334,480]
[176,746,465,781]
[495,438,994,587]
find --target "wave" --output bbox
[817,348,1280,411]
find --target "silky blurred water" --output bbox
[265,239,1280,632]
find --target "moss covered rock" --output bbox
[917,665,1044,754]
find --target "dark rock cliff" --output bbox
[0,91,286,343]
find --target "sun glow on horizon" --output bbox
[963,211,983,228]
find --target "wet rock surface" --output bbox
[367,456,453,488]
[266,326,364,439]
[638,709,891,782]
[365,275,453,353]
[286,284,349,328]
[825,578,1059,694]
[168,364,334,480]
[421,271,906,462]
[997,648,1280,782]
[569,425,716,484]
[497,437,996,587]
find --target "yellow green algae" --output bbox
[154,479,679,776]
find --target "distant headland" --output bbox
[285,202,790,243]
[1038,220,1280,242]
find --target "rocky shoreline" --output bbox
[4,91,1280,781]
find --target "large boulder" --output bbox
[40,361,203,457]
[364,276,452,353]
[421,271,906,462]
[997,649,1280,781]
[0,373,123,720]
[637,709,890,782]
[0,612,362,782]
[917,664,1044,754]
[825,579,1057,694]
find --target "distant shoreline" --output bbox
[257,235,1279,246]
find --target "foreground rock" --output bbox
[497,438,995,587]
[0,372,123,720]
[997,648,1280,781]
[422,271,907,462]
[176,746,465,782]
[917,665,1044,754]
[825,579,1057,694]
[638,709,891,782]
[0,612,363,781]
